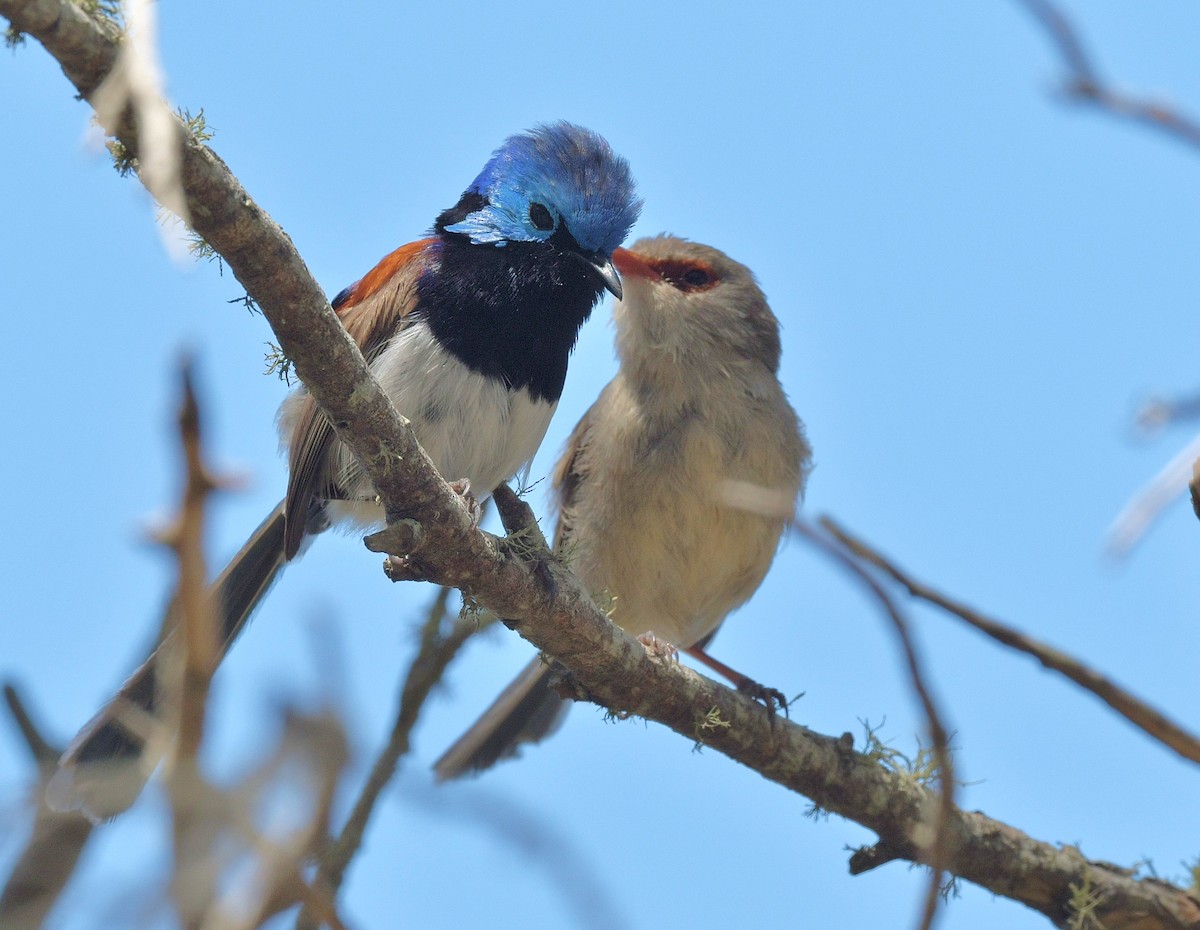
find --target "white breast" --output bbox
[319,321,557,530]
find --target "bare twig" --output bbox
[1134,391,1200,438]
[1015,0,1200,552]
[0,685,94,930]
[224,710,350,930]
[822,516,1200,769]
[1107,432,1200,556]
[405,781,632,930]
[89,0,191,259]
[4,684,58,764]
[163,358,221,765]
[155,704,352,930]
[153,359,223,926]
[795,521,955,930]
[1015,0,1200,152]
[297,587,485,930]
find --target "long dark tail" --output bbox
[47,502,290,820]
[433,656,569,781]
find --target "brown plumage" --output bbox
[51,123,640,820]
[434,235,811,779]
[280,240,432,557]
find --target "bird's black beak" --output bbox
[593,257,623,300]
[571,251,623,300]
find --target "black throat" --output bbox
[418,220,603,404]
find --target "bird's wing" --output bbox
[283,238,435,558]
[550,398,601,553]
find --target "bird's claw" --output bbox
[384,553,432,583]
[736,679,789,717]
[447,478,482,526]
[637,632,679,666]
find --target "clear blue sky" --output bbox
[3,2,1200,928]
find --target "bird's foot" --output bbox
[734,678,789,716]
[447,478,482,526]
[383,554,433,583]
[637,631,680,666]
[682,645,791,718]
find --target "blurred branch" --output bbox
[298,587,485,930]
[1134,391,1200,438]
[156,358,224,926]
[821,517,1200,769]
[89,0,191,260]
[404,781,631,930]
[0,685,94,930]
[1015,0,1200,553]
[1107,432,1200,556]
[4,685,58,765]
[158,365,353,930]
[795,522,954,930]
[1112,387,1200,556]
[220,710,350,930]
[158,366,352,929]
[1015,0,1200,152]
[161,359,221,766]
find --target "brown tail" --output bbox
[47,501,290,820]
[433,656,569,781]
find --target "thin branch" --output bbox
[297,587,484,930]
[0,685,94,930]
[1133,391,1200,438]
[1107,432,1200,556]
[821,516,1200,769]
[1015,1,1200,553]
[795,521,954,930]
[89,0,191,259]
[0,0,437,545]
[1015,0,1098,85]
[223,710,351,930]
[1113,390,1200,556]
[163,357,221,765]
[159,358,224,926]
[1015,0,1200,152]
[403,781,632,930]
[3,684,58,764]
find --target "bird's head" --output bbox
[437,122,641,298]
[611,235,784,374]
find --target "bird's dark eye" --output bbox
[528,202,555,231]
[648,259,720,293]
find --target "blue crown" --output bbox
[445,122,641,255]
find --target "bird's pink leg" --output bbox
[683,646,789,715]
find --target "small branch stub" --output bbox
[363,519,424,557]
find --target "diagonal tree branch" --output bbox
[5,2,1200,927]
[1107,432,1200,557]
[159,358,225,927]
[795,521,955,930]
[1014,0,1200,556]
[296,587,484,930]
[0,686,94,930]
[1015,0,1200,152]
[822,516,1200,770]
